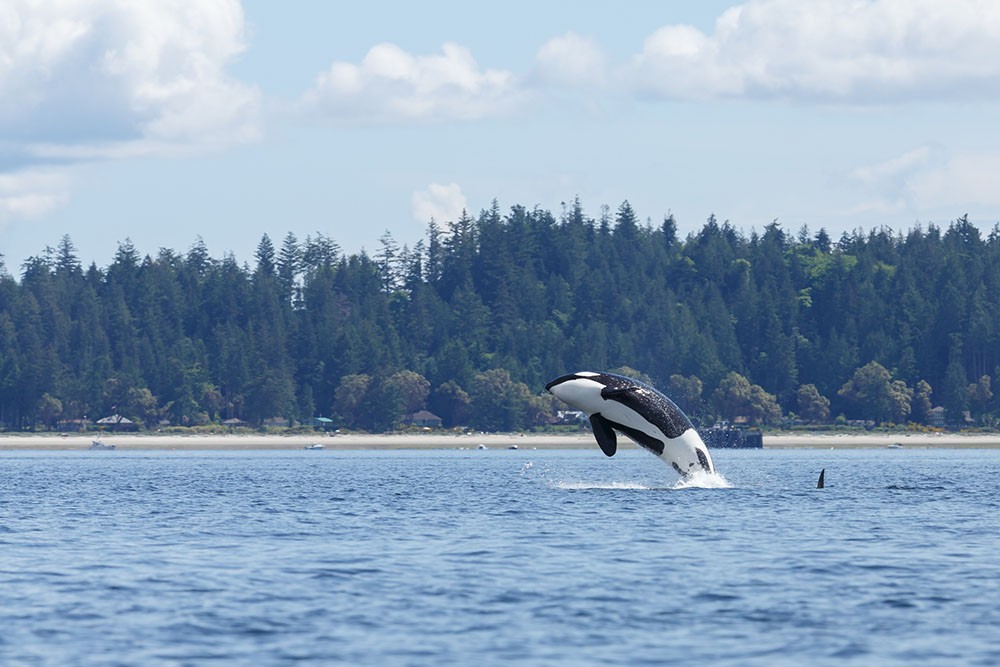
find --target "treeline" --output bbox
[1,200,998,432]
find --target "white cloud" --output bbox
[0,0,259,228]
[297,1,1000,125]
[843,146,938,215]
[842,147,1000,218]
[0,0,260,163]
[908,152,1000,209]
[0,168,71,224]
[411,183,467,223]
[850,147,933,186]
[302,42,521,122]
[535,32,607,87]
[630,0,1000,101]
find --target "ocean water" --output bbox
[1,446,998,666]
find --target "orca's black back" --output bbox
[598,373,693,439]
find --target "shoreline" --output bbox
[1,431,999,451]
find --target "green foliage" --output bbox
[668,374,704,420]
[0,209,998,431]
[796,384,830,423]
[712,371,783,425]
[468,368,531,432]
[429,380,470,428]
[362,375,406,432]
[912,380,934,424]
[889,380,914,423]
[36,393,63,431]
[384,370,430,417]
[837,361,913,425]
[712,372,752,420]
[748,384,783,426]
[967,375,993,424]
[334,374,371,429]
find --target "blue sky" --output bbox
[2,0,1000,271]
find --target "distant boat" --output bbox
[887,442,903,449]
[89,440,116,450]
[304,443,325,450]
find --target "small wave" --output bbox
[886,484,948,492]
[310,567,383,580]
[553,481,656,491]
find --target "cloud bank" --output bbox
[6,1,999,142]
[1,0,260,155]
[845,145,1000,218]
[4,0,999,232]
[298,1,1000,126]
[632,0,1000,102]
[8,1,998,144]
[0,0,260,224]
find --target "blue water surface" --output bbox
[1,447,999,666]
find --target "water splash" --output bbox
[670,470,733,489]
[521,460,733,490]
[551,473,732,491]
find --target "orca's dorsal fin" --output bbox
[817,468,825,489]
[590,413,618,457]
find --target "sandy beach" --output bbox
[763,432,1000,449]
[0,432,591,451]
[1,431,999,451]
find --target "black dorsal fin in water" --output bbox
[817,468,825,489]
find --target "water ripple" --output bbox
[1,448,999,666]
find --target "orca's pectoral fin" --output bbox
[590,413,618,457]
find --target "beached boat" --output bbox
[304,443,325,450]
[89,440,116,450]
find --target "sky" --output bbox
[2,0,1000,272]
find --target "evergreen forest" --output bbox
[1,199,998,433]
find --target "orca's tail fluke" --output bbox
[817,468,825,489]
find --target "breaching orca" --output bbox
[546,371,716,477]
